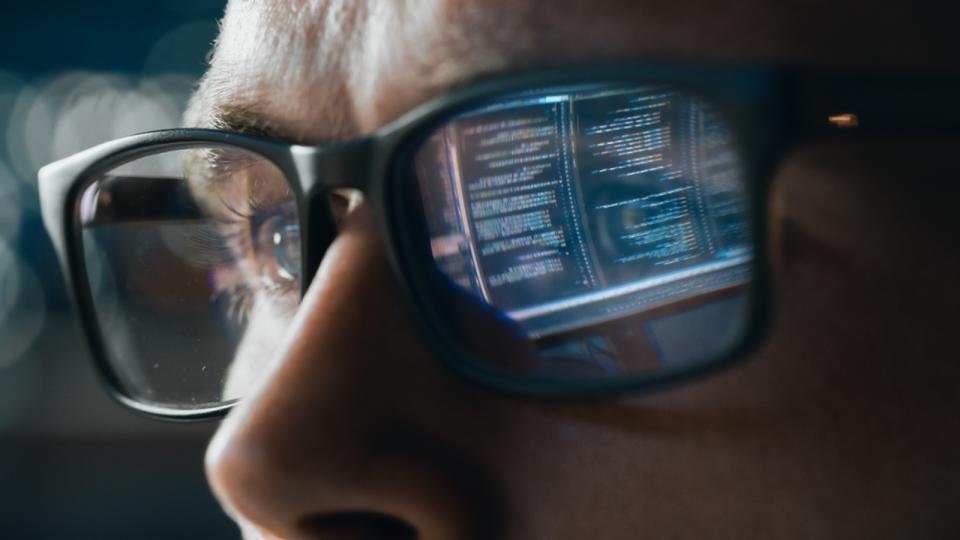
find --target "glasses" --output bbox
[39,64,960,419]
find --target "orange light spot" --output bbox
[828,113,859,128]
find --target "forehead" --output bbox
[188,0,957,140]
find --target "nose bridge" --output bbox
[291,137,378,197]
[204,205,508,540]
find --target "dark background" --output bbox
[0,1,238,538]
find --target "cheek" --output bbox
[762,140,960,428]
[773,141,960,346]
[773,141,960,303]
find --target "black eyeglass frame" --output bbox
[38,63,960,420]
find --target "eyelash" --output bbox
[194,192,300,324]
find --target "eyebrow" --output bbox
[186,73,308,142]
[207,101,300,142]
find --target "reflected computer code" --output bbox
[417,85,752,337]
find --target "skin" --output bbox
[184,1,960,538]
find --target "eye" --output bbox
[253,212,301,285]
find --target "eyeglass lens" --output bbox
[79,146,299,409]
[411,83,754,382]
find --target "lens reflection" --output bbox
[78,146,299,409]
[414,84,753,381]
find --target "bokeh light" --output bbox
[0,70,198,422]
[8,75,72,185]
[49,72,194,159]
[0,28,214,435]
[7,70,195,175]
[0,161,21,243]
[0,67,197,370]
[0,240,22,342]
[1,4,235,538]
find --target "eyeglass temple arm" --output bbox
[786,69,960,138]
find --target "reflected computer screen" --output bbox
[417,84,752,338]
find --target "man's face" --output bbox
[187,1,960,538]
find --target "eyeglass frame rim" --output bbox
[37,62,960,421]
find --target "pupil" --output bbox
[270,219,301,280]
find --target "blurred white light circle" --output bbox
[0,70,24,149]
[6,72,93,184]
[109,85,182,139]
[0,239,45,368]
[139,73,197,122]
[0,70,24,240]
[51,73,188,160]
[12,71,197,189]
[5,82,45,184]
[0,240,21,329]
[0,69,23,103]
[50,74,131,160]
[0,161,20,242]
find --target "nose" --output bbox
[205,204,509,540]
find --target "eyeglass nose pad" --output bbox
[303,188,342,286]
